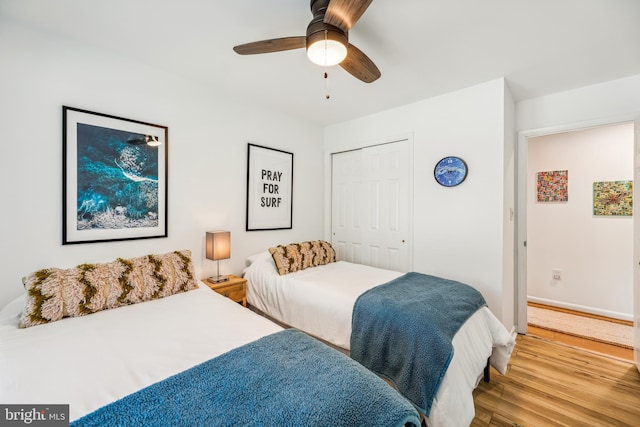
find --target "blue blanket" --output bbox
[351,272,487,415]
[72,329,420,427]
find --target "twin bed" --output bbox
[0,250,420,426]
[243,245,515,427]
[1,244,514,427]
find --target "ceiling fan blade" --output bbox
[324,0,373,32]
[340,43,380,83]
[233,36,306,55]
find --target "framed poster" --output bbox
[246,143,293,231]
[62,106,168,244]
[536,170,568,202]
[593,180,633,216]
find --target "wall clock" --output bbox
[434,156,468,187]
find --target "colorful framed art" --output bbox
[593,181,633,216]
[536,170,568,202]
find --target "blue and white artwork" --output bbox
[76,123,159,230]
[63,106,167,244]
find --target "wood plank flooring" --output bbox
[528,324,633,361]
[472,334,640,426]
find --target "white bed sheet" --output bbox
[0,282,282,422]
[243,251,515,427]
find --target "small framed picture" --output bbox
[593,180,632,216]
[536,170,568,202]
[246,143,293,231]
[62,106,168,244]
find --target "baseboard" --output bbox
[527,296,633,322]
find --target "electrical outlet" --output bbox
[552,269,561,281]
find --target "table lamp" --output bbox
[206,230,230,283]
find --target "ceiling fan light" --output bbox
[307,38,347,66]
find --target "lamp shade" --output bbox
[206,231,230,261]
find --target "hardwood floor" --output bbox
[472,334,640,426]
[527,324,633,361]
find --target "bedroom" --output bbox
[1,1,639,425]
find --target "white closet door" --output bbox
[331,139,411,272]
[331,149,363,263]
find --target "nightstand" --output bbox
[204,274,246,307]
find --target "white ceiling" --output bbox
[2,0,639,126]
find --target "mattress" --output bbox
[0,282,282,421]
[243,251,515,427]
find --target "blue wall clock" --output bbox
[434,156,468,187]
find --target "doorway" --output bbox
[516,121,635,357]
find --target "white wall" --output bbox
[527,124,633,319]
[0,20,324,308]
[502,85,516,329]
[516,74,640,131]
[324,79,515,325]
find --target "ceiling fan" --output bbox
[233,0,381,84]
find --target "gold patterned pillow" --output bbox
[20,249,198,328]
[269,241,336,275]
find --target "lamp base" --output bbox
[206,275,229,284]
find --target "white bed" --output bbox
[0,282,420,425]
[0,283,281,421]
[243,251,516,427]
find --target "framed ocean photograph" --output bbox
[62,106,168,244]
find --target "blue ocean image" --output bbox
[76,123,159,230]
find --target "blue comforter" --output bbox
[351,272,487,415]
[72,329,420,427]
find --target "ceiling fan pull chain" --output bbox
[323,30,331,100]
[325,69,331,99]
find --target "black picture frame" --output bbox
[246,143,293,231]
[62,106,168,244]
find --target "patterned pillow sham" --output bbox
[20,249,198,328]
[269,241,336,275]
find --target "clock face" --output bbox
[434,156,468,187]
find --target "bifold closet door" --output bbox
[331,139,411,272]
[331,148,363,263]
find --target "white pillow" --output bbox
[245,251,271,266]
[243,251,277,278]
[0,294,26,328]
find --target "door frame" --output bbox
[324,133,415,271]
[634,118,640,371]
[516,115,638,334]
